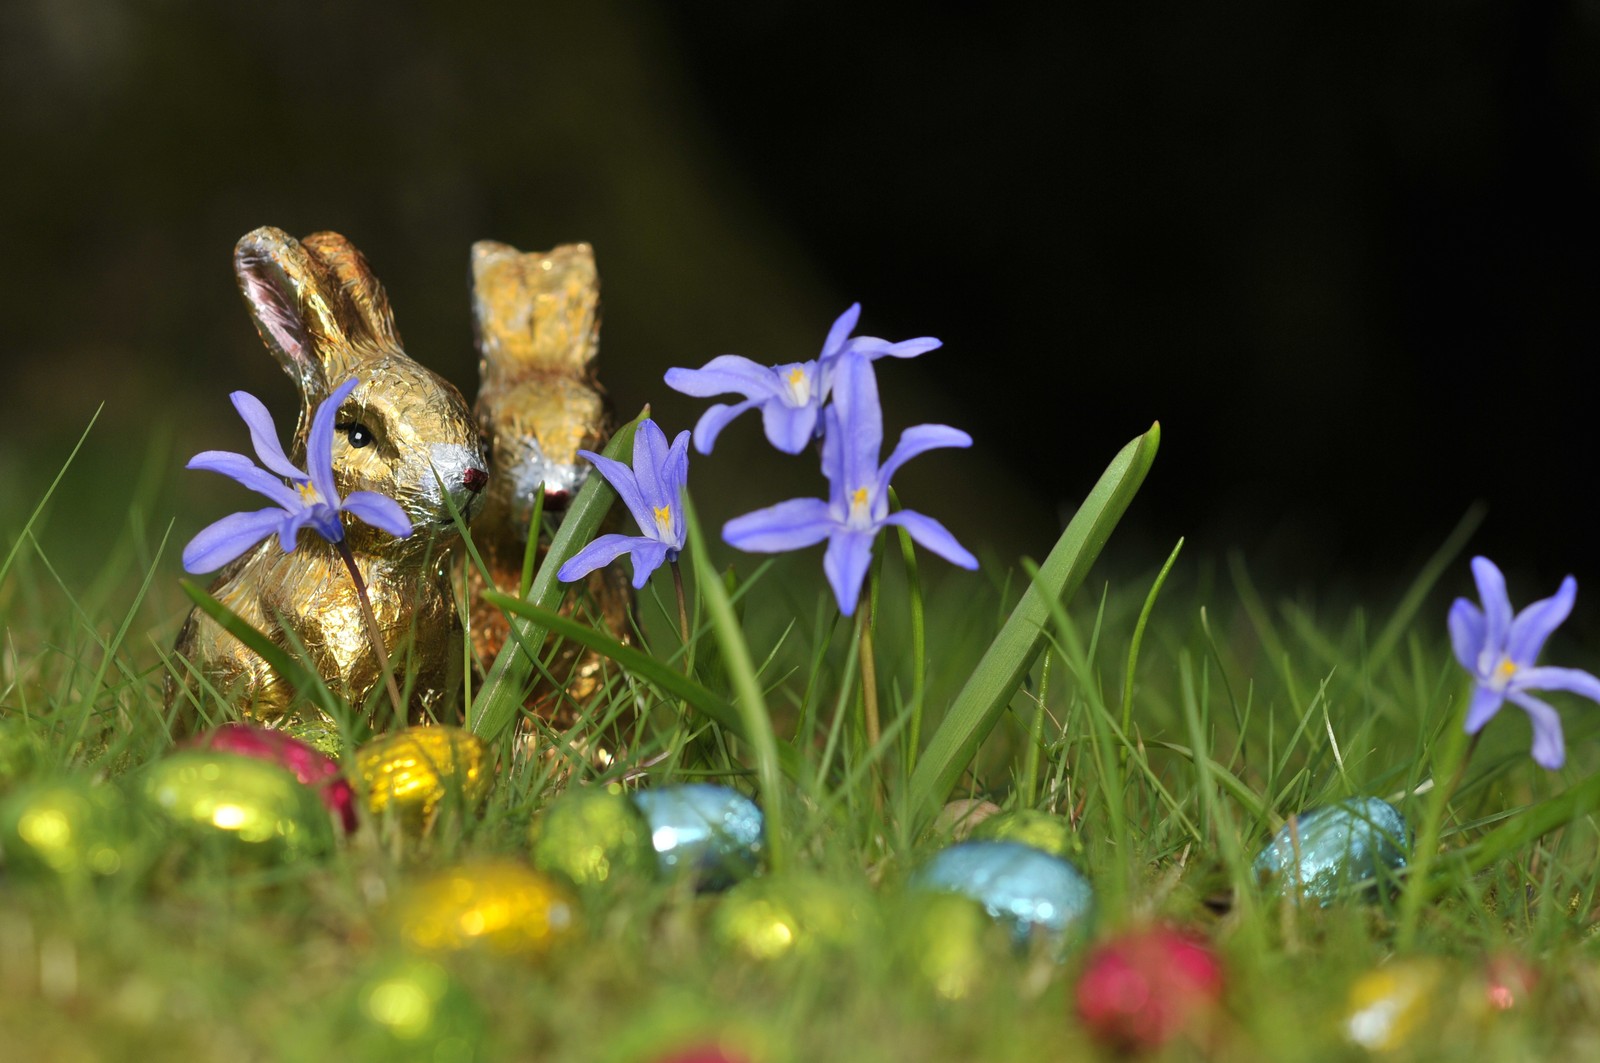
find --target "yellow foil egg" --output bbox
[141,751,334,861]
[893,891,1004,1001]
[712,873,875,962]
[1343,959,1447,1052]
[971,809,1081,858]
[529,783,657,889]
[357,726,491,827]
[397,860,581,957]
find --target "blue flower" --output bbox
[722,353,976,616]
[183,378,414,573]
[1448,556,1600,769]
[558,418,690,589]
[663,303,940,455]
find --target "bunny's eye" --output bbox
[338,422,375,449]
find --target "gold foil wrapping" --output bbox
[397,860,581,957]
[466,240,634,735]
[356,726,491,827]
[169,227,487,732]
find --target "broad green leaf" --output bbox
[906,422,1160,826]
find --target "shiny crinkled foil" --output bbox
[465,239,633,743]
[396,860,581,957]
[356,725,490,827]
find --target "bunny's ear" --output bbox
[471,240,600,384]
[301,231,403,350]
[233,227,350,397]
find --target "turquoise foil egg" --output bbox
[631,784,764,891]
[1252,796,1409,905]
[910,840,1094,952]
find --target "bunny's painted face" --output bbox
[328,362,489,534]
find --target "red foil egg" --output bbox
[188,724,357,832]
[1075,926,1224,1052]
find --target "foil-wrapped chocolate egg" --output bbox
[1253,797,1409,905]
[345,956,485,1059]
[1342,960,1446,1052]
[529,783,656,888]
[631,784,764,891]
[141,750,335,860]
[397,860,581,957]
[356,726,490,828]
[0,777,139,883]
[971,809,1080,858]
[1075,926,1225,1051]
[188,724,356,833]
[910,840,1094,952]
[892,890,1005,1000]
[712,873,875,961]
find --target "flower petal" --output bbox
[761,400,819,455]
[277,504,339,553]
[827,353,882,497]
[309,378,360,506]
[182,507,285,573]
[580,449,653,532]
[1463,684,1505,735]
[1471,556,1512,657]
[342,491,414,539]
[631,419,672,514]
[819,303,861,359]
[823,530,874,617]
[1506,690,1567,770]
[1507,575,1577,667]
[558,533,647,583]
[663,429,691,498]
[1514,665,1600,705]
[848,335,942,359]
[625,539,672,588]
[1447,598,1487,674]
[723,498,835,553]
[186,450,304,511]
[883,510,978,569]
[231,391,307,481]
[876,424,973,499]
[691,400,759,454]
[665,356,781,399]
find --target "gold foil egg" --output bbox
[971,809,1081,858]
[346,956,486,1062]
[357,726,491,827]
[529,783,656,888]
[397,860,581,957]
[1342,959,1447,1052]
[141,750,334,861]
[892,891,1003,1001]
[711,873,875,962]
[0,777,138,883]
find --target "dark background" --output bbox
[2,1,1597,599]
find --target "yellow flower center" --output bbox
[653,504,674,538]
[783,366,812,405]
[848,486,871,525]
[297,481,323,506]
[1499,658,1517,679]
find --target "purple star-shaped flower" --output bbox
[557,418,690,589]
[721,353,976,616]
[663,303,940,455]
[1448,555,1600,770]
[182,377,413,573]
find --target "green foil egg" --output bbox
[0,777,138,883]
[712,872,876,961]
[892,891,1005,1000]
[344,956,486,1063]
[141,750,334,861]
[971,809,1080,858]
[1252,797,1409,905]
[529,783,656,889]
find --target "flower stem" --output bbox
[334,538,406,727]
[858,593,881,752]
[671,559,691,657]
[1396,689,1480,948]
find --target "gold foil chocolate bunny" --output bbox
[169,227,490,733]
[465,240,633,731]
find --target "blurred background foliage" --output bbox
[1,0,1598,600]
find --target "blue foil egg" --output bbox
[1252,796,1410,905]
[630,784,764,890]
[910,840,1094,951]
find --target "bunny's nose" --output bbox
[462,467,488,494]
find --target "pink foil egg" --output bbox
[188,724,357,832]
[1075,926,1224,1052]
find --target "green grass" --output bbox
[6,424,1600,1062]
